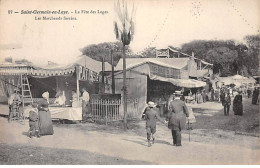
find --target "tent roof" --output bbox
[0,56,105,76]
[34,63,75,70]
[232,74,248,80]
[29,56,107,77]
[213,75,256,86]
[75,55,111,72]
[150,75,206,88]
[114,58,189,71]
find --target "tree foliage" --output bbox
[206,47,238,76]
[244,34,260,75]
[206,47,238,63]
[181,40,237,61]
[80,42,127,66]
[180,37,259,76]
[141,47,156,58]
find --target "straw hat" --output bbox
[42,91,49,99]
[174,91,182,96]
[148,101,156,107]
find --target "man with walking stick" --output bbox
[166,91,189,146]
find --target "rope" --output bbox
[227,0,260,33]
[133,0,175,56]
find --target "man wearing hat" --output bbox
[167,91,189,146]
[143,101,166,147]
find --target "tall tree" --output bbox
[80,42,124,94]
[244,34,260,76]
[206,47,238,76]
[181,39,257,76]
[80,42,125,66]
[142,47,156,58]
[114,0,136,129]
[181,40,237,61]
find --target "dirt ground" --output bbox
[0,96,259,165]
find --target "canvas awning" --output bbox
[150,75,206,88]
[214,75,256,86]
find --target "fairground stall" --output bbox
[107,57,207,119]
[0,56,111,122]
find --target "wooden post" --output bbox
[122,44,128,129]
[105,100,108,125]
[111,49,115,94]
[102,57,105,84]
[76,79,80,104]
[76,66,80,105]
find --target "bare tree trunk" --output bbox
[122,44,128,129]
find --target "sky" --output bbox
[0,0,259,66]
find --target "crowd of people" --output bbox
[142,84,260,147]
[7,82,259,144]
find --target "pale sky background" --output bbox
[0,0,259,66]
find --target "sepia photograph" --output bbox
[0,0,259,165]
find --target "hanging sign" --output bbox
[76,65,100,82]
[149,63,181,79]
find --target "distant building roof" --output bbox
[114,58,190,71]
[0,62,29,68]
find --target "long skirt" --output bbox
[82,100,91,120]
[252,91,259,104]
[233,102,243,115]
[197,94,203,104]
[38,110,54,135]
[186,106,196,124]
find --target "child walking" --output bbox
[143,101,166,147]
[28,103,40,138]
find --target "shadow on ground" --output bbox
[0,114,8,119]
[0,143,152,165]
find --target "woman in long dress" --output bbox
[233,91,243,116]
[196,91,203,104]
[252,88,259,105]
[38,92,54,135]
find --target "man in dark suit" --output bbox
[167,91,189,146]
[223,91,231,116]
[144,101,166,147]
